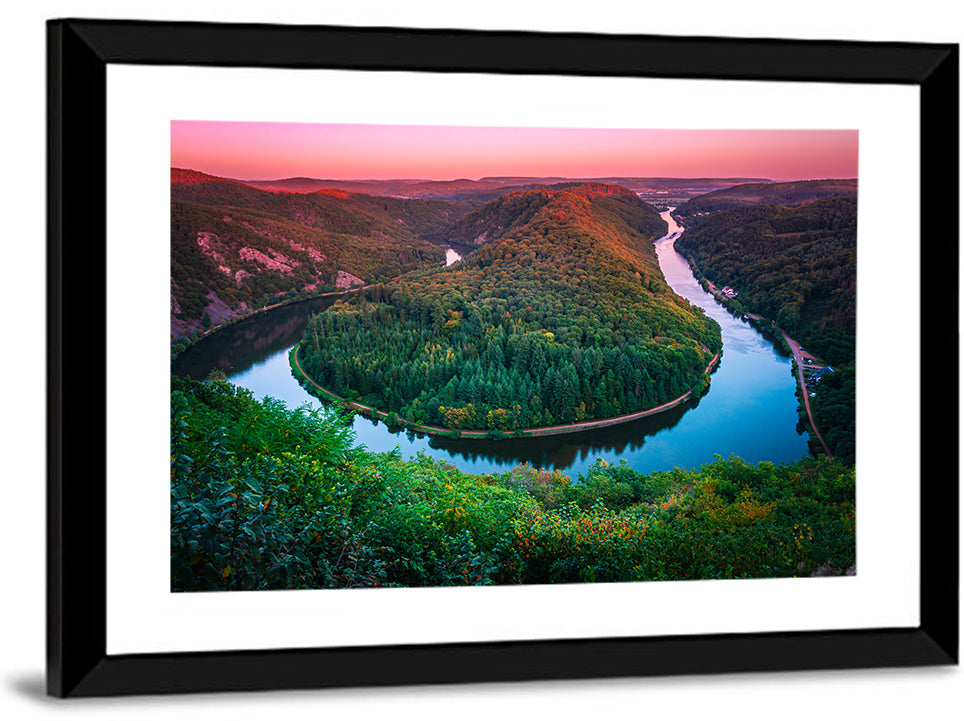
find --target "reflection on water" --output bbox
[173,296,339,380]
[424,400,695,471]
[173,213,808,477]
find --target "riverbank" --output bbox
[682,259,833,459]
[172,287,359,360]
[290,342,720,440]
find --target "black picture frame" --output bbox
[47,18,959,698]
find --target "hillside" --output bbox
[297,184,722,432]
[446,183,666,246]
[172,168,474,235]
[674,179,858,222]
[675,196,856,362]
[170,169,474,340]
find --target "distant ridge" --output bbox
[231,174,772,202]
[172,167,251,186]
[675,178,858,218]
[477,176,770,185]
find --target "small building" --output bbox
[811,366,836,382]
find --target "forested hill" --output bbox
[170,169,475,340]
[446,183,666,246]
[675,196,856,363]
[674,179,858,222]
[674,196,857,463]
[298,184,722,432]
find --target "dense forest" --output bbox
[674,196,857,463]
[171,375,856,590]
[170,169,475,339]
[296,185,722,432]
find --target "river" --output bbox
[173,211,809,478]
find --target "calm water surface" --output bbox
[173,211,809,477]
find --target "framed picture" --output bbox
[47,18,958,697]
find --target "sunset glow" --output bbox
[171,121,858,182]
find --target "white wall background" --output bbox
[2,1,961,719]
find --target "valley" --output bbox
[169,150,857,589]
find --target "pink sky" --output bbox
[171,121,857,182]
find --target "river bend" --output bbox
[173,211,808,476]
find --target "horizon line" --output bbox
[173,167,858,185]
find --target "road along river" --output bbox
[173,211,809,477]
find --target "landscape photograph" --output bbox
[170,121,858,592]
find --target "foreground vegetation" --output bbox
[171,376,855,591]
